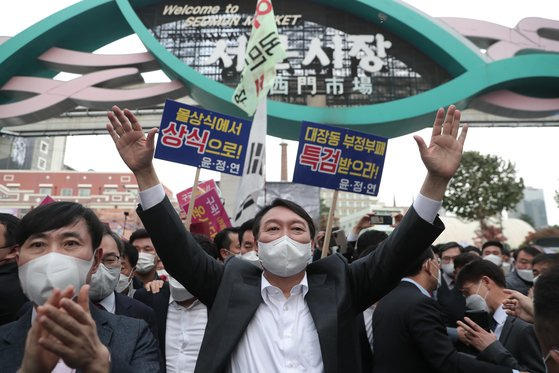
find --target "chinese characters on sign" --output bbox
[180,188,231,238]
[292,122,388,196]
[154,99,252,175]
[207,33,391,97]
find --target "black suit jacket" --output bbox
[372,281,512,373]
[0,303,162,372]
[133,283,170,357]
[436,273,466,326]
[477,314,545,373]
[0,262,28,326]
[137,196,444,373]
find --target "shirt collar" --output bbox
[402,277,432,298]
[493,304,508,325]
[99,291,116,313]
[169,294,201,310]
[261,272,309,299]
[442,272,454,286]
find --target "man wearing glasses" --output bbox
[89,227,159,345]
[0,213,27,325]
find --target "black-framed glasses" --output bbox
[102,254,121,267]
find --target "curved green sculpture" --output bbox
[0,0,558,139]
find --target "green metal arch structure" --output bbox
[1,0,558,139]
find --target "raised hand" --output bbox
[416,105,468,201]
[37,285,110,373]
[107,105,160,190]
[414,105,468,181]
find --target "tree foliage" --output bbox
[443,151,524,225]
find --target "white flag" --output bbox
[234,98,266,225]
[232,0,286,116]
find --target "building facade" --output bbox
[0,170,174,238]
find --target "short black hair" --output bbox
[17,202,104,250]
[532,253,559,267]
[102,226,124,256]
[355,230,388,259]
[252,199,316,240]
[454,252,482,271]
[481,240,504,255]
[192,233,219,259]
[122,240,138,267]
[514,246,541,260]
[463,245,482,255]
[214,227,239,250]
[239,219,254,244]
[129,228,150,245]
[0,213,20,247]
[456,259,506,289]
[438,242,463,257]
[402,247,435,277]
[533,265,559,349]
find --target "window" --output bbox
[120,175,131,182]
[39,187,52,195]
[78,188,91,197]
[104,187,117,194]
[61,188,73,196]
[3,175,14,181]
[38,157,47,170]
[40,141,49,154]
[112,195,122,202]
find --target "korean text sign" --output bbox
[292,122,388,196]
[155,99,252,176]
[180,188,231,238]
[176,179,219,208]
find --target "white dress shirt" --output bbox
[228,273,324,373]
[98,291,116,314]
[492,304,508,339]
[165,296,208,373]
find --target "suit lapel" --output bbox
[499,317,514,345]
[90,303,113,346]
[306,273,337,373]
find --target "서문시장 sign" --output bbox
[292,121,388,196]
[154,99,252,176]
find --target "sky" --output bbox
[0,0,558,225]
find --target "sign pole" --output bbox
[185,167,201,230]
[321,190,338,258]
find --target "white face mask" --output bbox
[501,261,512,274]
[465,281,490,312]
[516,268,534,283]
[241,250,262,269]
[115,273,132,293]
[168,276,194,302]
[18,252,94,306]
[136,252,156,274]
[483,254,502,267]
[428,260,441,290]
[441,262,455,277]
[89,263,120,302]
[258,235,311,277]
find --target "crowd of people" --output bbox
[0,105,557,373]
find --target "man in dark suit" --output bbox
[373,247,517,373]
[456,260,545,373]
[0,201,161,372]
[0,213,28,326]
[436,241,466,326]
[89,228,159,343]
[533,266,559,373]
[107,104,466,372]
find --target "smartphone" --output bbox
[464,310,491,332]
[370,215,393,225]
